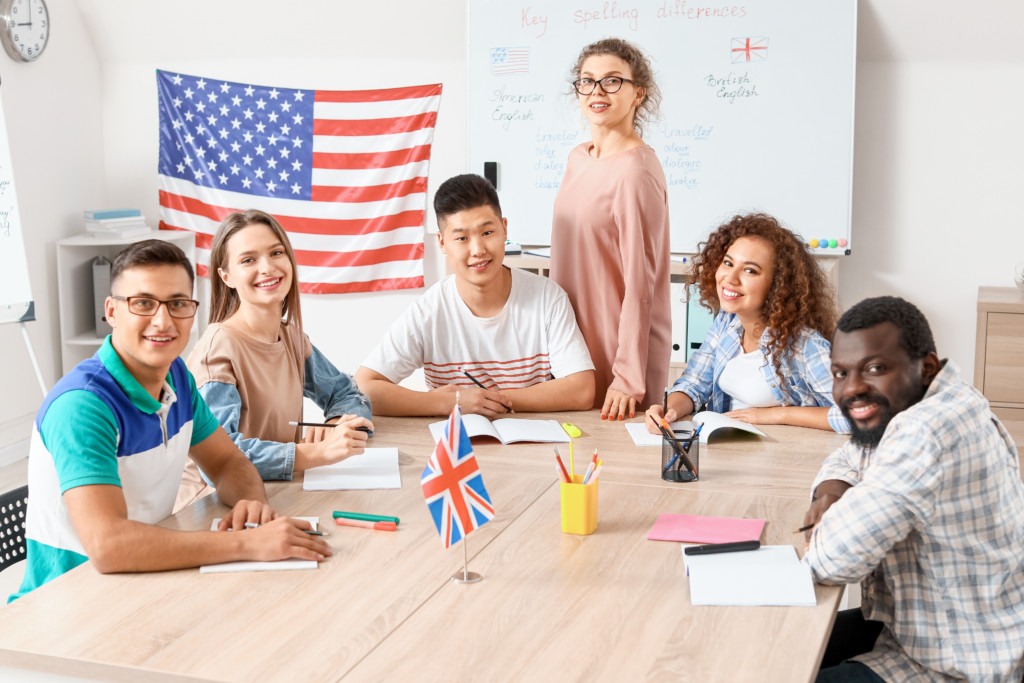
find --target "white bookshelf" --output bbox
[56,230,198,373]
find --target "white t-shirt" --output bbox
[717,349,783,409]
[363,267,594,390]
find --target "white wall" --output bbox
[0,0,104,448]
[1,0,1022,451]
[842,1,1024,378]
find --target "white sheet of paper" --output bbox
[625,421,694,447]
[302,448,401,491]
[682,545,816,606]
[199,517,320,574]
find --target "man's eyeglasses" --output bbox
[111,295,199,319]
[573,76,637,95]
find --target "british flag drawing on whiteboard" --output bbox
[490,47,530,75]
[731,37,769,63]
[421,402,495,548]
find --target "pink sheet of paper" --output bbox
[646,513,766,544]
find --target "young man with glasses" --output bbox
[10,240,329,602]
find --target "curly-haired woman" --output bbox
[645,213,850,433]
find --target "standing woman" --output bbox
[550,38,671,420]
[176,210,372,508]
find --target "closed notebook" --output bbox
[647,513,765,544]
[200,517,319,573]
[683,545,817,607]
[303,448,401,491]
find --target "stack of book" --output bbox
[84,208,152,238]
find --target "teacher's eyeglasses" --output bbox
[111,295,200,319]
[573,76,637,95]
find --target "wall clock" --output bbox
[0,0,49,62]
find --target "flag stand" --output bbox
[451,537,482,584]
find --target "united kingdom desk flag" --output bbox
[156,70,442,294]
[421,402,495,548]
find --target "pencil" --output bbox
[461,369,514,413]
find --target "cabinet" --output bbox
[56,231,197,374]
[975,286,1024,423]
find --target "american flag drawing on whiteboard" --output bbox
[490,47,530,75]
[731,37,769,63]
[156,70,442,294]
[421,402,494,548]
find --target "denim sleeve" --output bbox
[797,332,852,434]
[669,312,729,410]
[304,345,373,434]
[197,381,296,481]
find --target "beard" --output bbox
[842,394,894,450]
[840,385,928,450]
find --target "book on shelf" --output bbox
[87,224,153,239]
[82,208,142,220]
[85,215,148,230]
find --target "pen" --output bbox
[461,369,514,413]
[244,522,327,535]
[658,418,697,477]
[663,386,668,416]
[289,420,372,434]
[794,523,815,533]
[333,511,400,525]
[684,540,760,555]
[335,518,398,531]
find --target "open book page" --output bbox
[200,517,320,573]
[682,545,816,606]
[692,411,767,444]
[489,418,570,444]
[303,448,401,491]
[429,416,570,444]
[429,413,500,443]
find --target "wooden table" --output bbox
[0,411,846,682]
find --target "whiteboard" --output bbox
[468,0,856,253]
[0,89,34,324]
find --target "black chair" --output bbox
[0,485,28,573]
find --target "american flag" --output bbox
[490,47,530,76]
[731,37,769,63]
[156,70,442,294]
[421,402,495,548]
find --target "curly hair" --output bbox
[836,296,936,360]
[570,37,661,137]
[689,213,838,393]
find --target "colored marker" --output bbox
[561,422,581,438]
[335,518,397,531]
[333,511,400,525]
[554,447,571,483]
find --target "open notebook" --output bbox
[625,411,766,446]
[429,415,570,444]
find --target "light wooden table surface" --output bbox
[0,411,844,682]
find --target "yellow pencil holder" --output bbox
[560,475,598,535]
